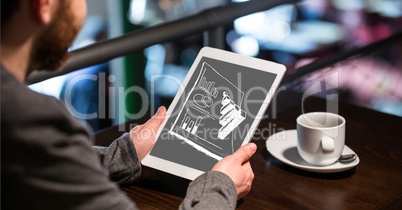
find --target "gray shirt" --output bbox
[1,65,237,209]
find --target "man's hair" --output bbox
[1,0,22,25]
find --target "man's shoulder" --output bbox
[1,66,70,121]
[1,65,93,148]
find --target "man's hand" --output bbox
[212,143,257,199]
[130,106,166,161]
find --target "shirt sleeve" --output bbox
[179,171,237,210]
[93,133,142,184]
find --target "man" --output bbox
[1,0,256,209]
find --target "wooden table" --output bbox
[94,90,402,209]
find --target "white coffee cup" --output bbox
[296,112,345,166]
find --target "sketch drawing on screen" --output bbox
[169,62,246,160]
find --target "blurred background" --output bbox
[29,0,402,133]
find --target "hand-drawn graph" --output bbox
[218,92,246,140]
[169,62,246,160]
[180,110,203,135]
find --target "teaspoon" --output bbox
[338,154,357,163]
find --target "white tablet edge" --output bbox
[142,47,286,180]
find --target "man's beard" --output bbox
[28,3,81,72]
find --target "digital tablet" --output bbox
[142,47,286,180]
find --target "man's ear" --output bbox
[31,0,57,25]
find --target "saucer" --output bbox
[266,130,359,173]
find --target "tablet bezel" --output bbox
[142,47,286,180]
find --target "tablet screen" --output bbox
[149,56,278,172]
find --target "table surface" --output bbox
[94,90,402,209]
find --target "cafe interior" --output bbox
[28,0,402,209]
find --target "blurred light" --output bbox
[159,0,176,11]
[299,0,328,20]
[155,64,187,97]
[71,16,105,50]
[295,20,342,45]
[226,30,241,46]
[144,44,165,81]
[75,38,95,49]
[29,76,68,99]
[234,12,266,36]
[368,0,402,18]
[265,21,291,43]
[231,36,259,57]
[265,4,295,23]
[233,4,294,43]
[331,0,366,10]
[341,10,361,27]
[373,99,402,117]
[129,0,147,24]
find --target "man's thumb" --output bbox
[233,143,257,164]
[142,106,166,129]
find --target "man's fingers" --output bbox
[233,143,257,164]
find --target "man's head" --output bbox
[1,0,87,73]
